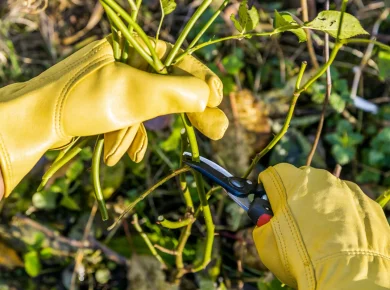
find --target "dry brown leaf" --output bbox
[0,240,24,269]
[212,89,271,176]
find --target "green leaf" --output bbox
[230,0,259,34]
[66,160,84,182]
[60,196,80,211]
[40,248,54,260]
[95,268,111,284]
[32,190,58,210]
[222,53,245,75]
[378,51,390,80]
[305,11,369,39]
[332,144,355,165]
[329,92,346,113]
[160,0,176,16]
[24,251,41,277]
[356,169,381,184]
[274,11,307,42]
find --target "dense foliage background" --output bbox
[0,0,389,289]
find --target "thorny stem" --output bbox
[376,189,390,208]
[179,114,214,272]
[133,214,167,269]
[107,18,122,60]
[108,167,190,230]
[306,0,331,166]
[165,0,212,67]
[187,0,229,50]
[244,61,308,178]
[92,136,109,221]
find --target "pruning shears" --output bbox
[183,152,273,227]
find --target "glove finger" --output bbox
[172,56,223,108]
[186,108,229,140]
[125,36,222,108]
[253,224,296,287]
[104,124,141,166]
[127,123,148,163]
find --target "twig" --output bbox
[132,214,167,269]
[350,9,389,100]
[306,0,331,166]
[70,203,98,290]
[108,166,190,230]
[154,244,177,255]
[13,214,128,265]
[333,164,342,177]
[300,0,319,68]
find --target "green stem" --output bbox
[165,0,213,67]
[187,0,229,50]
[53,137,80,164]
[108,167,190,230]
[180,129,194,210]
[107,18,122,60]
[127,0,137,11]
[179,114,214,272]
[92,136,109,221]
[158,216,194,229]
[101,3,152,64]
[121,0,142,62]
[243,61,308,178]
[296,42,343,94]
[376,189,390,208]
[174,31,277,64]
[101,0,167,73]
[342,38,390,52]
[37,137,91,192]
[336,0,348,42]
[133,214,167,269]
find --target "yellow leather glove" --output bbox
[104,37,227,166]
[0,37,228,198]
[253,164,390,290]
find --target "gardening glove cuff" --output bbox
[253,163,390,290]
[0,37,223,197]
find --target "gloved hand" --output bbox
[0,36,228,199]
[104,36,227,165]
[253,164,390,290]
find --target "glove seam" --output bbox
[0,133,12,194]
[133,124,147,161]
[313,250,390,266]
[272,218,296,286]
[269,167,316,289]
[37,41,110,83]
[55,55,113,138]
